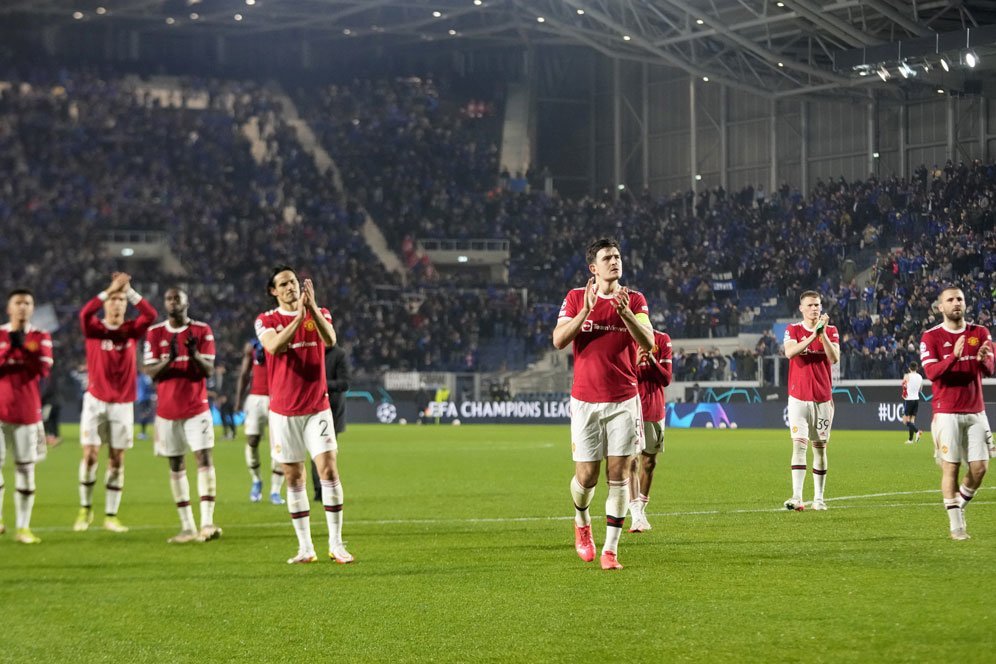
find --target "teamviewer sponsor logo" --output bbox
[581,320,593,332]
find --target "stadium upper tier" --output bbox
[2,68,993,382]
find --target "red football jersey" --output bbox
[920,322,994,414]
[80,294,157,403]
[255,307,332,416]
[637,331,673,422]
[784,322,839,402]
[0,324,53,424]
[143,320,215,420]
[558,287,650,403]
[249,352,269,396]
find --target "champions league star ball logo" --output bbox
[376,402,397,424]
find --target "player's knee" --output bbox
[195,450,212,468]
[246,435,260,448]
[642,453,657,473]
[168,456,185,473]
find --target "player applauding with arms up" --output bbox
[920,286,995,540]
[75,272,157,533]
[0,289,53,543]
[144,288,220,544]
[554,238,653,570]
[256,266,352,565]
[782,290,840,512]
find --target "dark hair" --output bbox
[586,238,620,265]
[7,288,33,301]
[268,265,297,293]
[908,361,919,371]
[799,290,821,302]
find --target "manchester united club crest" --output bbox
[304,320,317,332]
[968,336,980,347]
[24,340,39,352]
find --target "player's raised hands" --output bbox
[583,277,596,312]
[613,286,630,314]
[185,334,198,355]
[300,279,317,310]
[953,336,966,358]
[977,339,993,362]
[108,272,131,293]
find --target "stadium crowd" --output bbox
[3,66,995,391]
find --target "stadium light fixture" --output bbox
[702,76,709,82]
[872,152,880,159]
[96,7,107,15]
[940,57,950,72]
[121,248,135,257]
[877,65,890,81]
[937,88,945,94]
[166,16,175,24]
[432,11,442,18]
[234,13,243,21]
[695,18,704,25]
[695,174,703,181]
[343,29,351,35]
[617,184,626,191]
[457,256,469,263]
[898,61,913,78]
[449,29,457,35]
[858,69,868,77]
[965,50,979,68]
[72,11,83,19]
[536,16,545,23]
[776,1,785,6]
[623,35,631,41]
[474,0,483,5]
[190,12,199,20]
[577,8,584,14]
[777,62,784,68]
[246,0,256,5]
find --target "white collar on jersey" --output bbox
[941,322,967,333]
[1,323,35,333]
[165,321,190,333]
[277,308,299,316]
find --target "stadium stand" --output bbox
[4,67,995,385]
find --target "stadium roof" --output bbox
[8,0,996,98]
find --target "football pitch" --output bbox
[3,424,994,663]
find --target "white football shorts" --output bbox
[268,409,337,464]
[642,419,665,455]
[154,412,215,457]
[0,420,43,464]
[570,394,643,462]
[931,412,992,464]
[243,394,270,437]
[80,392,134,450]
[787,396,834,443]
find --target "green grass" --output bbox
[2,424,994,663]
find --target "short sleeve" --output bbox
[255,314,273,340]
[200,325,216,359]
[143,334,156,365]
[827,326,840,344]
[558,292,577,320]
